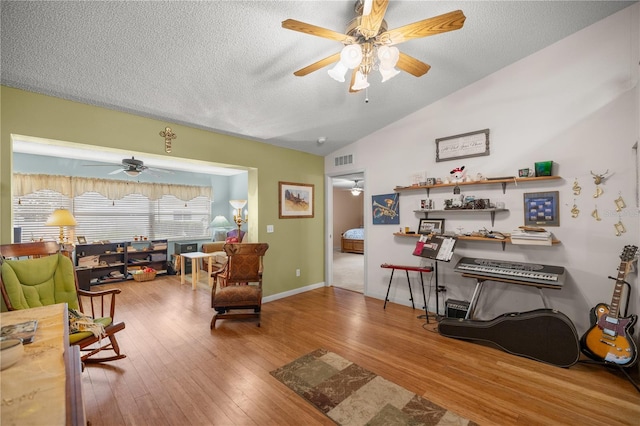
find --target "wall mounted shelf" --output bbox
[393,232,560,250]
[414,208,508,227]
[394,176,562,196]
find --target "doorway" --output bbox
[331,173,365,293]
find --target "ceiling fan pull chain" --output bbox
[364,87,369,104]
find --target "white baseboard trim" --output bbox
[263,282,326,303]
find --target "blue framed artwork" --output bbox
[372,193,399,225]
[523,191,559,226]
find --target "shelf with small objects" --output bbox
[126,239,168,279]
[393,170,562,250]
[75,241,128,285]
[393,231,560,250]
[394,175,562,196]
[75,239,168,286]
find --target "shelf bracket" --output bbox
[501,182,507,194]
[490,211,496,227]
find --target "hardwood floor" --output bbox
[83,275,640,425]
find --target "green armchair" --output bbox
[0,242,126,363]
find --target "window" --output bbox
[13,183,211,243]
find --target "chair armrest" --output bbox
[77,288,122,320]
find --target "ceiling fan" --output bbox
[85,157,172,177]
[351,179,363,196]
[282,0,465,92]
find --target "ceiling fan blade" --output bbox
[397,52,431,77]
[282,19,357,44]
[378,10,466,46]
[358,0,389,40]
[147,167,174,174]
[294,52,341,76]
[109,168,124,175]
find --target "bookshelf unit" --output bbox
[75,239,168,286]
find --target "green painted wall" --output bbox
[0,86,325,296]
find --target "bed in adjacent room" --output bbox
[341,228,364,254]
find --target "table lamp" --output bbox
[229,200,247,236]
[45,208,77,243]
[210,215,232,241]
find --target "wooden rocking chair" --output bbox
[0,241,126,363]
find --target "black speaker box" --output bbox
[445,299,470,318]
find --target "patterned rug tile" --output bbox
[271,349,475,426]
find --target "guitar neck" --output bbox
[609,260,631,319]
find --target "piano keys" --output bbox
[454,257,566,286]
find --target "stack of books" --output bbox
[510,228,552,245]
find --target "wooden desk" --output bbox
[1,304,85,426]
[180,251,216,290]
[461,272,562,319]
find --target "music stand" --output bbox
[412,234,457,321]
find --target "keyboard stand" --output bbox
[461,273,562,319]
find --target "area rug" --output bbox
[270,348,476,426]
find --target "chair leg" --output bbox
[81,335,127,364]
[210,315,217,329]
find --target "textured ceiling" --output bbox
[1,1,635,157]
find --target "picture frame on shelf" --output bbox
[77,236,87,244]
[523,191,559,226]
[279,181,314,218]
[418,218,445,235]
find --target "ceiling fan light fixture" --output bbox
[341,44,363,69]
[328,61,348,82]
[377,46,399,66]
[124,169,141,177]
[351,179,363,196]
[380,66,400,82]
[351,70,370,90]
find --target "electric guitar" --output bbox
[581,245,638,367]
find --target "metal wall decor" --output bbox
[590,169,608,198]
[572,178,581,195]
[160,127,177,153]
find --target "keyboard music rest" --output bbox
[454,257,566,286]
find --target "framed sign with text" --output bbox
[435,129,490,162]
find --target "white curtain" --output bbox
[13,173,212,201]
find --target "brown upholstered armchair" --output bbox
[201,241,227,272]
[210,243,269,329]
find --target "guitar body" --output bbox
[438,308,581,368]
[580,302,638,367]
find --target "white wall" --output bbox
[326,4,640,336]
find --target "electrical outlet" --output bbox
[296,269,300,277]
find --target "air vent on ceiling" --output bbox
[334,154,354,167]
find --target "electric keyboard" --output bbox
[454,257,566,286]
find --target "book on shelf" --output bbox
[510,229,552,245]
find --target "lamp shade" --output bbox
[45,209,77,227]
[328,61,348,82]
[229,199,247,210]
[340,44,363,69]
[210,215,232,228]
[351,70,370,90]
